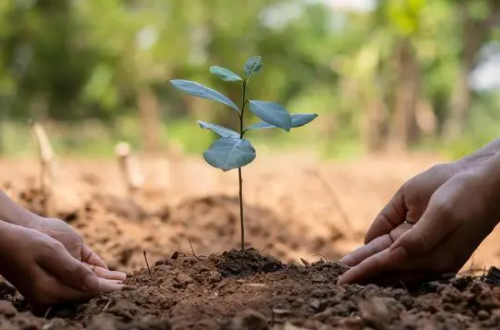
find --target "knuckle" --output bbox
[431,197,454,219]
[49,239,65,251]
[402,231,431,255]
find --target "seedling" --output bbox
[143,251,153,280]
[169,56,317,251]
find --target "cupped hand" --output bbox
[38,218,126,281]
[338,169,500,284]
[0,222,124,310]
[363,162,461,245]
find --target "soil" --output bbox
[2,251,500,329]
[2,155,500,329]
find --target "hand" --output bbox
[363,162,462,245]
[38,218,126,281]
[338,169,500,284]
[0,221,124,310]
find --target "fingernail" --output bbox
[83,274,99,292]
[113,271,127,281]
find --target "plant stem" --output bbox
[238,81,247,251]
[238,167,244,251]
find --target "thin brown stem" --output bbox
[238,80,247,251]
[238,167,244,251]
[143,251,153,280]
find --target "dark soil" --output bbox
[1,251,500,329]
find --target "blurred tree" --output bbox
[444,0,500,138]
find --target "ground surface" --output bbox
[1,153,500,329]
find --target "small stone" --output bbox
[176,273,193,285]
[312,289,327,298]
[478,309,490,320]
[86,315,117,330]
[291,298,305,308]
[310,299,321,310]
[174,273,194,289]
[208,271,222,284]
[358,297,401,330]
[0,301,16,317]
[311,274,327,283]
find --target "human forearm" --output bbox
[0,191,42,229]
[473,151,500,224]
[458,136,500,169]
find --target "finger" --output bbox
[339,235,393,267]
[31,273,124,311]
[340,223,412,267]
[390,198,460,257]
[84,263,127,281]
[365,187,407,244]
[37,243,100,293]
[97,277,125,293]
[81,245,108,269]
[337,244,408,285]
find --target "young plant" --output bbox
[169,56,317,251]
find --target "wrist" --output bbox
[458,150,500,171]
[473,153,500,221]
[2,210,43,230]
[0,191,45,230]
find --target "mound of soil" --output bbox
[11,185,342,272]
[1,250,500,329]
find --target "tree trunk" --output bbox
[138,86,162,154]
[364,96,388,153]
[444,2,492,138]
[393,39,420,150]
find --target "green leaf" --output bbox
[245,113,318,131]
[244,56,263,78]
[197,120,239,138]
[248,100,291,131]
[209,66,242,82]
[290,113,318,127]
[170,79,239,113]
[245,122,275,131]
[203,138,256,171]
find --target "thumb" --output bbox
[365,187,407,244]
[38,245,99,293]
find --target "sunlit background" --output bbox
[1,0,500,160]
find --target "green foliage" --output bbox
[244,56,263,79]
[209,66,242,82]
[2,0,500,158]
[248,101,292,132]
[197,120,239,138]
[169,56,317,250]
[245,113,318,131]
[170,80,240,113]
[203,137,256,171]
[170,56,317,171]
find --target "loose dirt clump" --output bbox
[217,249,284,277]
